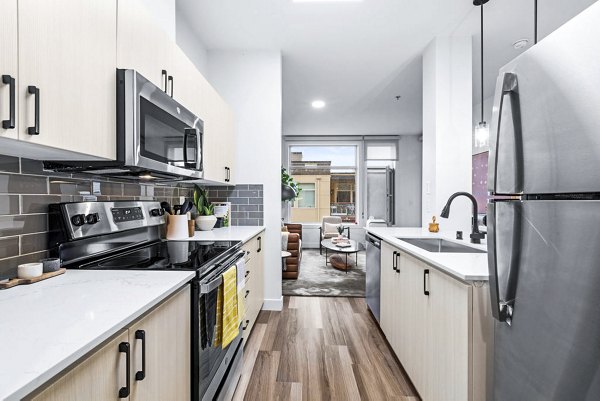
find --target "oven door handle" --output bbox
[200,275,223,294]
[199,251,247,294]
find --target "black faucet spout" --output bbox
[440,192,485,244]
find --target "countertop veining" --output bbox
[366,227,489,281]
[0,270,195,401]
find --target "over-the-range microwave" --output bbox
[44,69,203,181]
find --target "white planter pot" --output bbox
[195,215,217,231]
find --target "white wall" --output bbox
[422,36,473,235]
[140,0,175,40]
[395,135,422,227]
[207,50,283,311]
[176,13,209,76]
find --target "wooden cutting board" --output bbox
[0,268,66,290]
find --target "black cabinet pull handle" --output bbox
[118,342,131,398]
[392,251,397,271]
[245,270,250,278]
[27,86,40,135]
[242,319,250,330]
[395,252,400,274]
[245,289,250,299]
[2,75,15,129]
[257,237,262,253]
[162,69,168,92]
[424,269,430,296]
[224,166,230,182]
[168,75,173,98]
[135,330,146,381]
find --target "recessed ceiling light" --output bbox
[513,39,529,50]
[311,100,326,109]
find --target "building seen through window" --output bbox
[289,146,357,224]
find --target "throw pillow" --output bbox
[324,222,340,235]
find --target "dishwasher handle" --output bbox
[366,233,381,249]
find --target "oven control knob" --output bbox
[71,214,85,227]
[85,213,100,225]
[150,208,162,217]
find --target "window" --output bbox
[295,183,315,208]
[288,145,358,224]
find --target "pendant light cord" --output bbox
[480,3,485,123]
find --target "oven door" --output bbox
[118,69,203,179]
[191,252,245,401]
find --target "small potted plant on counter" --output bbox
[193,186,217,231]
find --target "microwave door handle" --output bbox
[197,129,203,171]
[184,128,197,169]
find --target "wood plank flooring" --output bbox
[233,296,420,401]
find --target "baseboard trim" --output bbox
[262,296,283,311]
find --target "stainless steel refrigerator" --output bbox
[367,166,395,226]
[487,3,600,400]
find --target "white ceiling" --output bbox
[176,0,598,136]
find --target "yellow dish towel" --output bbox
[220,265,239,348]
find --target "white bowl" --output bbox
[17,263,43,279]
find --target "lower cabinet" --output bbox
[379,242,492,401]
[30,286,191,401]
[241,232,265,342]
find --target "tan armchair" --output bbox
[319,216,350,255]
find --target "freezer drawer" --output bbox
[487,200,600,401]
[488,3,600,195]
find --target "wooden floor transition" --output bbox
[233,296,420,401]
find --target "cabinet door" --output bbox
[31,330,130,401]
[171,45,202,115]
[129,286,191,401]
[18,0,117,159]
[379,242,395,340]
[425,268,471,401]
[396,252,429,396]
[0,0,18,140]
[202,90,227,184]
[117,0,174,90]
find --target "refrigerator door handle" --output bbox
[489,72,524,195]
[488,202,515,325]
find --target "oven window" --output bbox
[139,97,197,167]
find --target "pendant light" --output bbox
[474,0,490,148]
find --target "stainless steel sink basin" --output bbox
[397,238,487,254]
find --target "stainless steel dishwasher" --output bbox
[365,233,382,322]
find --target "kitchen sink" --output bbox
[397,238,487,254]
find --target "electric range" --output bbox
[49,201,245,401]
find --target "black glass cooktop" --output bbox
[75,240,241,279]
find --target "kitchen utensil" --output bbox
[166,214,189,240]
[180,200,193,215]
[40,258,61,273]
[161,201,173,215]
[17,263,43,279]
[173,205,182,215]
[0,268,66,290]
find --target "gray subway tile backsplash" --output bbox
[0,155,264,280]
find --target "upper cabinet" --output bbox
[0,0,236,176]
[17,0,117,159]
[0,0,18,141]
[117,0,174,92]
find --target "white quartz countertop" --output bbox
[366,227,489,282]
[0,270,195,401]
[173,226,265,243]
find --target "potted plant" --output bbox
[337,224,346,240]
[193,186,217,231]
[281,167,301,202]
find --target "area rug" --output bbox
[282,248,366,297]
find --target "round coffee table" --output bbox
[320,239,359,273]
